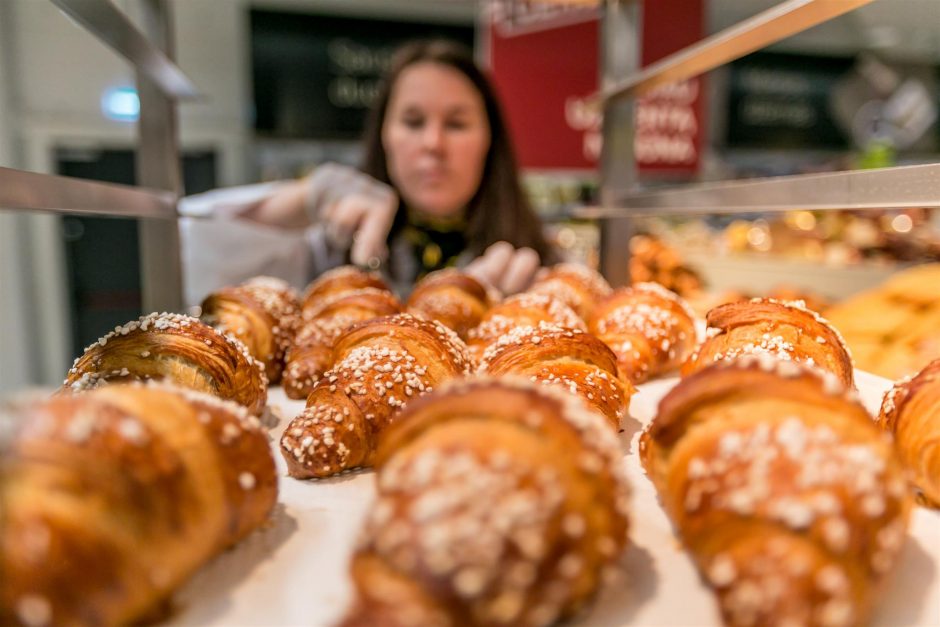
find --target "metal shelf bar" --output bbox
[576,163,940,217]
[590,0,873,107]
[50,0,199,100]
[0,167,176,219]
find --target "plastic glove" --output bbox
[306,164,398,267]
[243,164,397,267]
[465,241,541,296]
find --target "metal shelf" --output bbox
[590,0,873,106]
[0,167,176,219]
[579,163,940,217]
[51,0,198,100]
[3,0,189,313]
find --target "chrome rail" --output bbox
[579,163,940,217]
[0,166,176,219]
[588,0,873,107]
[50,0,199,100]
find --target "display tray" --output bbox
[167,370,940,626]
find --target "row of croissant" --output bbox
[3,263,939,626]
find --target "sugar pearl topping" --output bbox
[712,354,857,402]
[470,293,586,344]
[361,376,630,622]
[539,263,612,297]
[880,373,913,419]
[367,446,567,620]
[432,377,630,501]
[394,314,472,374]
[710,334,797,363]
[68,312,262,375]
[475,324,626,423]
[226,279,301,353]
[529,280,585,311]
[880,359,940,424]
[595,299,677,344]
[477,322,586,370]
[631,282,697,323]
[65,312,267,395]
[714,540,858,627]
[87,312,197,349]
[243,275,294,294]
[680,412,903,552]
[748,298,853,360]
[280,314,473,476]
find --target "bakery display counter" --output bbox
[161,374,940,626]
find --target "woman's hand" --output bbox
[243,164,398,267]
[321,192,398,267]
[465,241,541,296]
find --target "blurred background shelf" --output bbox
[682,250,901,299]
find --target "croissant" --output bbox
[879,357,940,507]
[301,265,391,317]
[63,312,268,415]
[477,322,634,429]
[467,293,586,362]
[588,282,697,384]
[527,262,612,320]
[0,382,277,627]
[406,269,493,340]
[280,313,471,479]
[341,377,631,627]
[283,288,403,400]
[683,298,854,388]
[640,355,911,627]
[200,275,301,384]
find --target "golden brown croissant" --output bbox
[467,293,586,362]
[627,233,704,298]
[527,262,612,320]
[0,382,277,627]
[477,322,634,429]
[683,298,855,388]
[341,377,631,627]
[63,313,268,415]
[879,357,940,507]
[588,282,697,384]
[406,269,493,340]
[301,265,391,318]
[640,356,911,627]
[283,288,403,400]
[200,275,301,384]
[280,313,472,479]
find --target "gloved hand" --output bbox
[306,164,398,267]
[245,164,398,268]
[465,241,541,296]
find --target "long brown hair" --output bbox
[360,39,557,263]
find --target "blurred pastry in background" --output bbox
[826,263,940,379]
[628,234,704,298]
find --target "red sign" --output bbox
[486,4,600,171]
[635,80,702,173]
[635,0,705,176]
[485,0,704,175]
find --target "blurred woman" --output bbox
[180,39,555,302]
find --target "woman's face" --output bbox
[382,61,491,219]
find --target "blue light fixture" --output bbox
[101,86,140,122]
